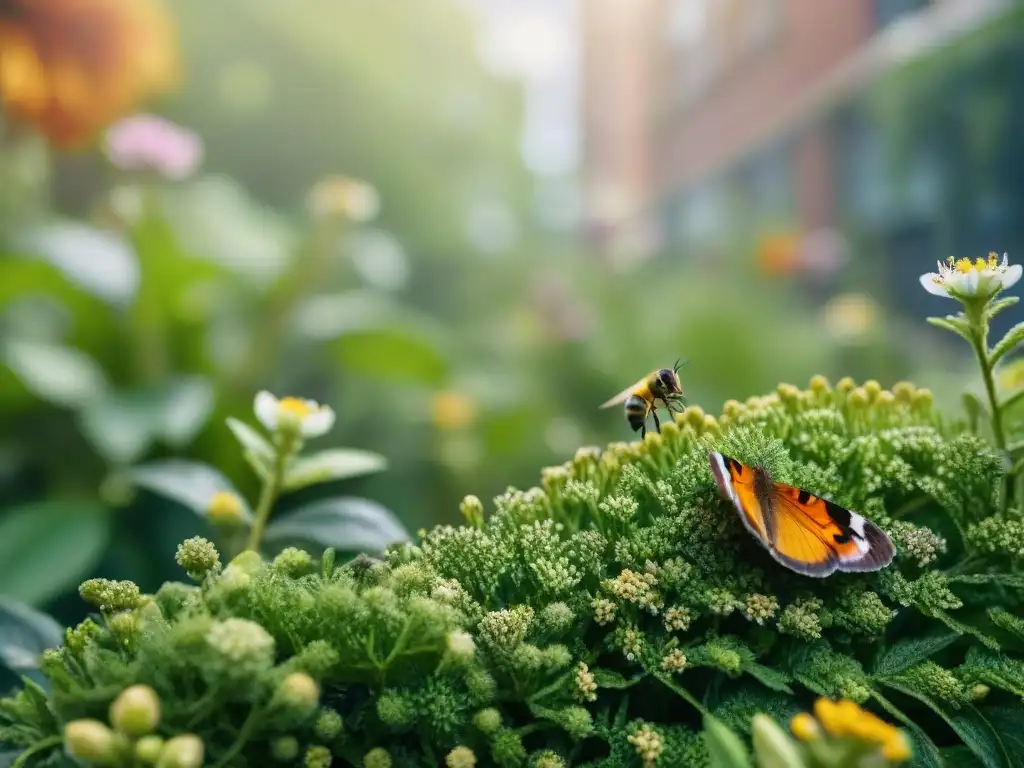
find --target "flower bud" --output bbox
[64,719,122,766]
[216,563,252,592]
[473,707,502,734]
[363,747,392,768]
[446,746,477,768]
[753,714,806,768]
[913,388,934,409]
[272,736,300,762]
[207,491,246,527]
[848,387,870,409]
[228,549,264,576]
[777,383,800,403]
[135,736,165,764]
[893,380,916,402]
[685,405,706,428]
[863,379,882,399]
[459,495,484,527]
[272,547,314,577]
[175,537,221,580]
[275,672,320,717]
[702,414,721,435]
[110,684,161,737]
[836,376,856,393]
[808,374,830,393]
[971,683,991,700]
[156,734,205,768]
[789,712,819,741]
[80,578,142,611]
[107,611,139,648]
[305,745,332,768]
[445,630,476,662]
[314,709,343,741]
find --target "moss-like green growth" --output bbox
[3,378,1023,766]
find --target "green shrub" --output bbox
[3,373,1023,767]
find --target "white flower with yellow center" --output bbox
[920,252,1021,300]
[253,391,335,439]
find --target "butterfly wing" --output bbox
[708,451,895,578]
[600,377,645,409]
[769,484,895,576]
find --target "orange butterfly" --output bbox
[708,451,895,578]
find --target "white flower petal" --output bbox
[301,406,336,438]
[919,273,950,297]
[254,390,280,431]
[1002,263,1022,291]
[1001,253,1010,268]
[963,270,979,295]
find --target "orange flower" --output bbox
[0,0,179,148]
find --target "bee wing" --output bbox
[600,379,643,409]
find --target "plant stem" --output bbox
[970,327,1007,452]
[245,439,290,553]
[11,736,62,768]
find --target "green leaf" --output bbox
[2,340,107,408]
[988,609,1024,643]
[742,662,793,694]
[282,449,387,492]
[129,460,252,523]
[931,609,1001,651]
[703,714,752,768]
[0,599,62,672]
[263,497,410,557]
[751,714,806,768]
[1001,387,1024,415]
[877,680,1012,768]
[872,630,959,677]
[225,417,275,478]
[870,690,944,768]
[986,296,1020,321]
[15,221,139,306]
[950,574,1024,589]
[992,321,1024,366]
[158,377,215,447]
[928,315,973,343]
[979,708,1024,768]
[0,502,109,606]
[591,669,645,690]
[334,328,448,386]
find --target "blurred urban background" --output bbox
[0,0,1022,632]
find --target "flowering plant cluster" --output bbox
[3,254,1024,767]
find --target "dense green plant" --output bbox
[3,362,1024,766]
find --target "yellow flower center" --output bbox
[790,712,819,741]
[278,397,314,419]
[951,253,1000,273]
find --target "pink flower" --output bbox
[103,114,202,180]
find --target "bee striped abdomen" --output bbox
[624,394,649,432]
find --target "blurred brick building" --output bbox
[579,0,1020,287]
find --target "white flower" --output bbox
[253,391,335,439]
[920,252,1021,300]
[445,630,476,659]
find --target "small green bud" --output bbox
[777,383,800,403]
[702,414,720,434]
[304,746,332,768]
[216,563,252,593]
[79,578,142,611]
[314,709,343,741]
[206,618,275,666]
[445,630,476,661]
[913,387,934,408]
[363,747,392,768]
[272,736,300,762]
[459,494,485,527]
[377,691,415,726]
[863,379,882,398]
[893,380,916,402]
[971,683,991,700]
[228,549,264,575]
[752,714,806,768]
[64,719,122,766]
[107,611,139,648]
[207,490,247,527]
[175,536,221,580]
[473,707,502,734]
[836,376,855,393]
[110,684,161,737]
[808,374,830,393]
[275,672,320,717]
[273,547,314,577]
[533,751,566,768]
[446,746,477,768]
[876,390,896,407]
[491,730,526,765]
[539,602,575,634]
[156,735,204,768]
[135,735,164,764]
[848,387,870,408]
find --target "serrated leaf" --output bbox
[964,393,986,433]
[877,680,1012,768]
[950,574,1024,589]
[0,502,109,606]
[931,609,1001,651]
[928,315,973,342]
[2,340,107,408]
[262,497,409,556]
[742,662,792,694]
[979,708,1024,768]
[225,417,274,477]
[128,460,252,523]
[591,669,645,690]
[961,647,1024,700]
[992,322,1024,366]
[988,609,1024,643]
[703,714,752,768]
[873,630,959,677]
[0,599,61,672]
[282,449,387,492]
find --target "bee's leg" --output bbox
[639,423,647,439]
[651,406,662,433]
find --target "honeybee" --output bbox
[600,360,687,438]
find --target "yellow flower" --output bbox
[789,712,819,741]
[431,391,475,430]
[804,698,910,763]
[0,0,179,148]
[207,491,246,526]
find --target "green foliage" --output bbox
[3,377,1024,766]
